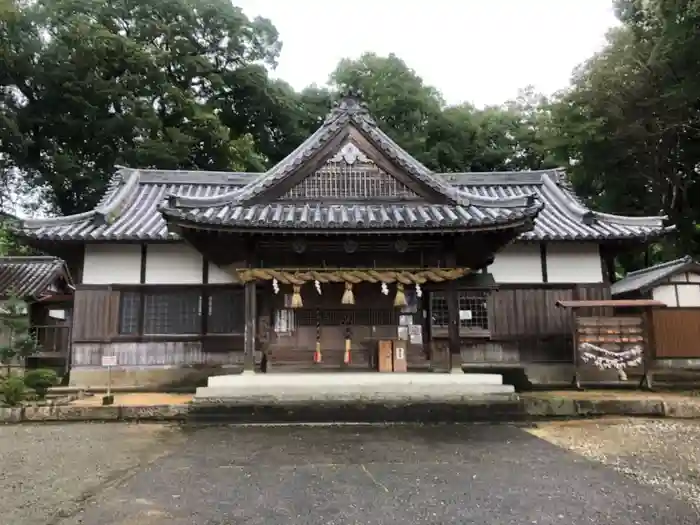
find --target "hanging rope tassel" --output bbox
[341,282,355,305]
[343,317,351,364]
[291,284,303,308]
[344,338,351,364]
[314,309,322,363]
[394,282,406,307]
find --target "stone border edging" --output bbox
[0,397,699,423]
[522,397,700,419]
[0,404,190,423]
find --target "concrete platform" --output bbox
[194,372,515,405]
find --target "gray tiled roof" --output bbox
[611,256,700,296]
[15,95,669,242]
[161,201,542,231]
[16,168,668,242]
[177,96,468,208]
[0,257,73,299]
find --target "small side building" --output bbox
[0,257,74,376]
[611,256,700,307]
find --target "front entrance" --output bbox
[262,281,430,372]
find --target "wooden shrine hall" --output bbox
[159,93,543,374]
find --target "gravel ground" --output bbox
[70,393,193,406]
[528,418,700,512]
[0,423,181,525]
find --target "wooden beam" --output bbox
[139,243,147,284]
[539,243,548,283]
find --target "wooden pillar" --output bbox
[446,245,461,373]
[243,281,257,373]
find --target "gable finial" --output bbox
[327,84,374,124]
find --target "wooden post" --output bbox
[446,246,461,373]
[571,309,582,390]
[243,281,257,374]
[639,306,655,390]
[446,280,461,373]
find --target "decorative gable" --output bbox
[280,143,420,201]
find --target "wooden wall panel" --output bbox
[72,341,245,367]
[652,308,700,358]
[72,288,119,342]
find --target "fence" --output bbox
[651,308,700,359]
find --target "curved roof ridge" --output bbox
[624,255,693,277]
[163,95,471,209]
[455,190,538,209]
[591,210,667,227]
[540,173,592,221]
[20,167,141,229]
[93,167,142,223]
[164,109,350,209]
[439,169,564,186]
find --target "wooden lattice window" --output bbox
[281,143,419,200]
[117,287,246,336]
[430,290,490,338]
[143,290,201,335]
[208,289,244,334]
[118,291,141,335]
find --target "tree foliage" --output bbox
[0,0,281,214]
[0,295,40,376]
[3,0,699,268]
[549,0,700,262]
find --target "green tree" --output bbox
[0,0,280,214]
[0,295,39,377]
[549,0,700,265]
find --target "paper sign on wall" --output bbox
[101,355,117,367]
[459,310,473,321]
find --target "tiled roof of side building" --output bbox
[15,167,669,242]
[0,256,73,299]
[611,256,700,296]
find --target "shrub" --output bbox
[2,376,26,406]
[23,369,59,400]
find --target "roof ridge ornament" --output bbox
[327,86,375,125]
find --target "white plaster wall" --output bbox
[676,285,700,307]
[652,284,679,307]
[546,243,603,283]
[145,243,203,284]
[208,262,240,284]
[688,272,700,283]
[488,244,542,283]
[82,244,141,284]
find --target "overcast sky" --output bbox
[234,0,619,107]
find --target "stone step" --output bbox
[188,394,522,424]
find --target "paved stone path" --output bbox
[57,423,697,525]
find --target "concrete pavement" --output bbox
[59,423,698,525]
